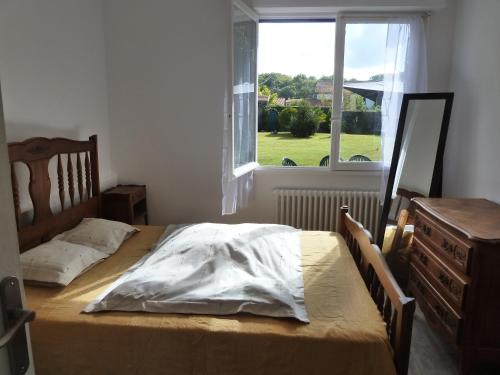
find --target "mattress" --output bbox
[25,225,396,375]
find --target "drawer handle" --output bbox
[441,239,456,254]
[413,248,429,266]
[437,272,451,288]
[437,272,462,299]
[441,239,467,263]
[422,224,432,237]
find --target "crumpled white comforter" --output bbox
[84,223,308,323]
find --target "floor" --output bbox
[409,305,458,375]
[409,304,500,375]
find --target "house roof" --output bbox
[343,81,384,92]
[275,97,286,106]
[343,81,384,103]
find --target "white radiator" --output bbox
[274,188,381,242]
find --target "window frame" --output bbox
[230,0,260,179]
[234,12,416,173]
[331,15,384,172]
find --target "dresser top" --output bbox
[413,198,500,243]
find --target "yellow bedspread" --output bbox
[26,226,395,375]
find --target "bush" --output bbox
[316,107,331,133]
[278,107,297,132]
[290,106,318,138]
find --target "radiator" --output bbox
[274,188,381,242]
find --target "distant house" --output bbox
[315,79,384,108]
[315,79,334,101]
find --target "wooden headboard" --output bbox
[8,135,100,252]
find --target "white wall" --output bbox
[0,0,116,189]
[0,85,34,375]
[105,0,457,225]
[443,0,500,203]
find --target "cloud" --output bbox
[258,22,388,81]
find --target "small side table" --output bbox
[102,184,148,225]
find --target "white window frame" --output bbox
[230,0,260,178]
[331,14,383,172]
[232,11,420,173]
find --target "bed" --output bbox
[8,135,415,375]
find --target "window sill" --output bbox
[255,165,382,177]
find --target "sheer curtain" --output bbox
[380,16,428,200]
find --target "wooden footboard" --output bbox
[340,206,415,375]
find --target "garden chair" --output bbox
[319,155,330,167]
[349,154,371,162]
[281,157,297,166]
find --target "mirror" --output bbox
[378,93,454,249]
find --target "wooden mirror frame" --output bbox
[377,92,454,247]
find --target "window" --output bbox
[332,20,388,170]
[257,21,335,168]
[231,1,258,177]
[229,7,424,173]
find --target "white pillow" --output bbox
[21,240,108,286]
[55,218,138,255]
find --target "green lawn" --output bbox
[258,132,382,166]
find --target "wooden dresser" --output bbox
[409,198,500,374]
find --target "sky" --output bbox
[258,22,388,81]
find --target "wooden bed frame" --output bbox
[8,136,415,375]
[340,207,415,375]
[8,135,100,251]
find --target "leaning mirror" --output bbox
[377,93,454,284]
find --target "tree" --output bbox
[259,84,278,104]
[278,85,297,99]
[369,73,384,82]
[259,73,293,95]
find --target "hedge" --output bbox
[258,104,381,135]
[341,111,382,135]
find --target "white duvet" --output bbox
[84,223,309,323]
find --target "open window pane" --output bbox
[339,23,387,163]
[233,5,257,169]
[257,21,335,167]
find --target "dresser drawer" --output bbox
[411,238,468,311]
[409,264,462,343]
[415,211,473,274]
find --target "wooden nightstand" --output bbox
[102,184,148,225]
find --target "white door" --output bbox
[0,85,34,373]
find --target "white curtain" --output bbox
[380,16,428,200]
